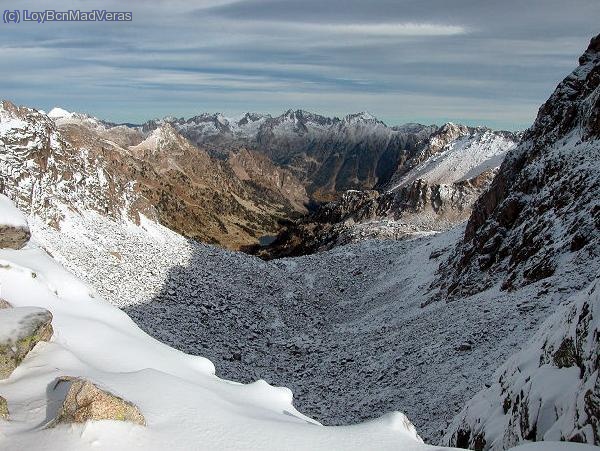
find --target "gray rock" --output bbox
[0,307,53,379]
[0,224,30,250]
[0,395,8,420]
[49,377,145,426]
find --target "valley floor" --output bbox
[29,212,591,442]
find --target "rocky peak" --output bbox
[275,109,337,128]
[522,33,600,148]
[237,112,269,126]
[0,99,50,126]
[342,112,384,126]
[429,122,471,149]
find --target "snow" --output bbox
[392,130,517,189]
[48,107,73,119]
[26,203,585,443]
[0,193,28,229]
[47,106,103,129]
[0,103,28,135]
[0,196,458,450]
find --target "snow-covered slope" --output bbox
[437,32,600,450]
[27,198,590,444]
[390,124,518,189]
[443,276,600,449]
[1,195,441,451]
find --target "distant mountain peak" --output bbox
[343,111,383,125]
[48,107,73,119]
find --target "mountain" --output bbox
[259,124,519,257]
[0,101,305,250]
[440,33,600,449]
[436,32,600,299]
[144,110,439,201]
[2,33,599,451]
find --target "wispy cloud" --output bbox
[296,22,467,37]
[0,0,598,130]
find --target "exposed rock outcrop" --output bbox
[0,224,30,250]
[260,156,505,258]
[443,276,600,449]
[0,307,53,379]
[0,194,30,249]
[437,33,600,299]
[50,377,145,426]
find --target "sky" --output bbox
[1,0,599,130]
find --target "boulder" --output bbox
[0,395,8,420]
[50,377,145,426]
[0,224,30,250]
[0,194,30,249]
[0,299,12,309]
[0,307,53,379]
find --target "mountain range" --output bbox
[0,103,520,254]
[0,31,598,451]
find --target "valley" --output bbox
[0,29,598,451]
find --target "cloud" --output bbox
[0,0,598,130]
[244,21,468,37]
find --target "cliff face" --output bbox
[443,276,600,450]
[437,34,600,299]
[440,33,600,451]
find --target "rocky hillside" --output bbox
[259,124,518,257]
[0,102,305,249]
[443,276,600,449]
[436,33,600,299]
[439,33,600,449]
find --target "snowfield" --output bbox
[391,128,517,190]
[1,198,445,451]
[25,202,591,443]
[0,193,28,229]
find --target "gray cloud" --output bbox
[1,0,598,129]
